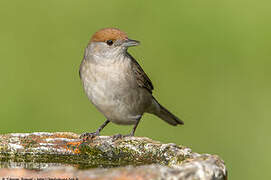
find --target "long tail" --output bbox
[150,98,184,126]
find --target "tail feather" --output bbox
[151,98,184,126]
[157,104,184,126]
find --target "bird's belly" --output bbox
[82,74,147,125]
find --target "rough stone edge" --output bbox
[0,132,227,179]
[1,132,192,168]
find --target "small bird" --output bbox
[79,28,183,138]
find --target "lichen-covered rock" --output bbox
[0,132,227,180]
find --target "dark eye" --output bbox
[106,40,113,46]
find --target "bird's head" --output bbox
[86,28,140,58]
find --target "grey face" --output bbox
[87,39,140,59]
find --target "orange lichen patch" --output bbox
[52,132,79,139]
[37,132,79,139]
[64,141,82,154]
[90,28,128,43]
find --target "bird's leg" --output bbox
[112,117,141,140]
[129,117,141,136]
[80,119,110,139]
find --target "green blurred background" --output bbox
[0,0,270,179]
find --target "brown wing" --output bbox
[127,53,154,94]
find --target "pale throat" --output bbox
[85,45,127,64]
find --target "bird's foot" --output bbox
[80,131,99,140]
[112,133,133,140]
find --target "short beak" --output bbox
[122,39,140,47]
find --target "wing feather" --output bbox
[127,53,154,94]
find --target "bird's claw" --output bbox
[80,132,99,140]
[112,133,133,141]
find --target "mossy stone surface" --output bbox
[0,132,227,180]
